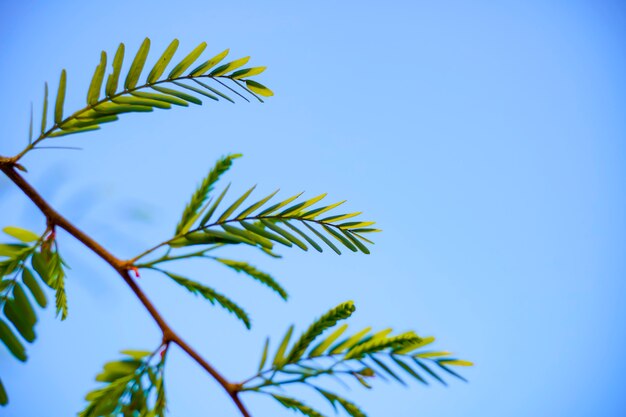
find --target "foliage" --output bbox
[239,302,472,417]
[80,348,168,417]
[0,226,68,404]
[0,38,472,416]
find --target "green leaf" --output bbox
[4,299,35,342]
[168,42,207,78]
[12,283,37,326]
[192,79,235,103]
[287,301,355,364]
[280,193,327,216]
[105,43,125,96]
[51,253,68,321]
[415,351,452,358]
[316,390,367,417]
[210,56,250,77]
[273,324,294,367]
[345,332,421,360]
[435,361,468,382]
[3,226,39,243]
[320,212,361,223]
[221,224,273,249]
[190,48,229,76]
[111,96,171,109]
[176,154,241,235]
[0,244,28,258]
[230,66,267,79]
[130,91,189,106]
[439,359,474,367]
[329,327,371,355]
[236,189,279,219]
[22,268,46,308]
[283,221,323,252]
[261,220,308,251]
[31,251,53,287]
[169,229,250,247]
[96,360,141,382]
[245,80,274,97]
[302,222,341,255]
[120,349,152,360]
[258,337,269,372]
[343,230,370,254]
[93,102,153,115]
[151,86,201,105]
[338,221,376,229]
[257,192,303,217]
[217,185,256,222]
[217,258,288,300]
[125,38,151,89]
[394,335,435,354]
[147,39,179,83]
[412,358,447,385]
[166,273,250,328]
[200,184,231,226]
[54,70,66,124]
[171,81,219,101]
[0,318,26,361]
[62,115,120,128]
[240,221,292,247]
[309,324,348,357]
[368,355,406,386]
[0,377,7,406]
[271,395,326,417]
[40,82,48,134]
[322,225,357,252]
[302,200,346,219]
[87,51,107,105]
[48,126,101,137]
[390,355,427,385]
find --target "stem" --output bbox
[0,163,251,417]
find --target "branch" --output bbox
[0,161,251,417]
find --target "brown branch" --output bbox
[0,161,251,417]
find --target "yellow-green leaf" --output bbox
[105,43,125,96]
[190,48,229,76]
[230,66,267,79]
[148,39,179,83]
[3,227,39,243]
[439,359,473,367]
[54,70,66,124]
[245,80,273,97]
[168,42,207,78]
[210,56,250,77]
[125,38,151,89]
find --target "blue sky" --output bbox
[1,1,625,416]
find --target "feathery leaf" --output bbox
[287,301,355,363]
[176,154,241,235]
[165,272,250,328]
[216,258,288,300]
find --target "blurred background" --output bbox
[1,1,625,416]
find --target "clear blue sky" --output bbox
[1,1,625,416]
